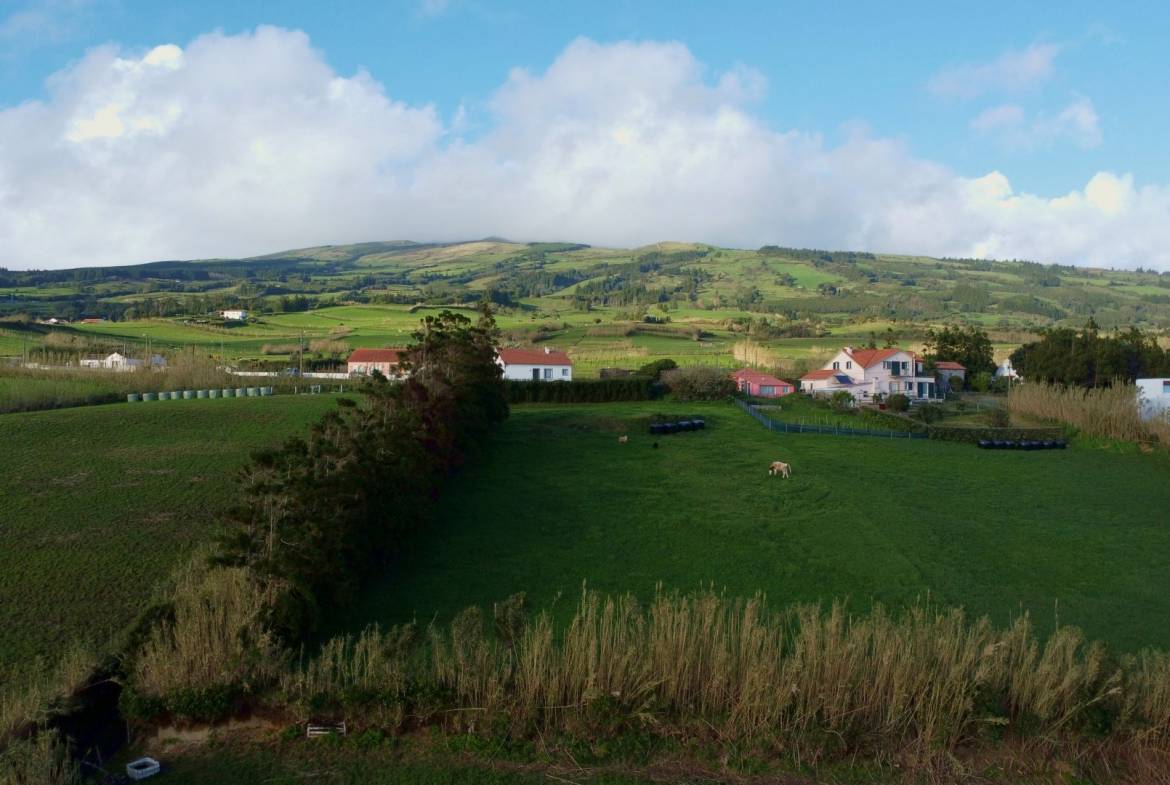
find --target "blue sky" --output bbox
[2,0,1169,268]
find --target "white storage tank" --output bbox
[1136,378,1170,422]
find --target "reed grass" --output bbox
[132,565,284,698]
[0,731,78,785]
[1007,381,1170,445]
[0,644,96,743]
[275,589,1170,763]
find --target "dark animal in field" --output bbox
[652,442,659,449]
[768,461,791,478]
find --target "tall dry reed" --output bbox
[0,731,78,785]
[277,589,1170,760]
[1008,381,1170,444]
[132,565,284,697]
[0,644,96,742]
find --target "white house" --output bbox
[221,309,248,321]
[994,358,1020,382]
[347,348,404,377]
[79,352,166,372]
[1137,378,1170,423]
[800,347,937,400]
[497,347,573,381]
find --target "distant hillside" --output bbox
[3,239,1170,332]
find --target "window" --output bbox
[882,361,889,369]
[846,361,852,369]
[905,382,913,391]
[761,386,775,396]
[561,368,569,377]
[832,361,839,369]
[543,368,552,380]
[1163,380,1170,392]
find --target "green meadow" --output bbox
[334,401,1170,653]
[0,395,339,671]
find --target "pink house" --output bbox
[730,368,795,398]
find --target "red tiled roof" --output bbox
[730,368,793,387]
[935,361,967,370]
[801,369,841,381]
[498,347,572,366]
[844,347,901,368]
[348,348,403,363]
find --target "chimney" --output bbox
[844,346,853,353]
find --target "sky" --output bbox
[2,0,1170,270]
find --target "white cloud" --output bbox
[928,43,1061,99]
[1,30,1168,270]
[971,96,1102,150]
[417,0,451,18]
[0,0,92,47]
[970,104,1025,133]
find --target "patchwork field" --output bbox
[335,401,1170,653]
[0,395,340,672]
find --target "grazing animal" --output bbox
[652,442,659,449]
[768,461,791,478]
[618,435,629,444]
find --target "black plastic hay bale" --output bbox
[977,440,992,449]
[692,418,706,429]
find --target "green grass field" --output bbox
[0,395,340,671]
[332,401,1170,653]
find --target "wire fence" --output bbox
[734,398,928,440]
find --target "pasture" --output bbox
[335,401,1170,652]
[0,395,340,672]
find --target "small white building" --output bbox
[497,347,573,381]
[347,348,404,377]
[1137,378,1170,422]
[800,347,937,400]
[221,309,248,321]
[994,358,1020,381]
[79,352,166,372]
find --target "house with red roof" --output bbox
[730,368,795,398]
[800,346,938,400]
[497,347,573,381]
[933,360,966,390]
[347,348,405,377]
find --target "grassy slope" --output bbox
[335,401,1170,652]
[0,395,338,669]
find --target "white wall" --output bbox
[500,362,572,381]
[1137,378,1170,421]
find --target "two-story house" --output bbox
[800,347,937,401]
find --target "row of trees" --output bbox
[214,307,508,639]
[1010,320,1170,386]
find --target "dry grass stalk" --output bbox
[132,565,283,697]
[1008,381,1170,445]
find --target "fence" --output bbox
[735,398,927,440]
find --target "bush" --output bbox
[505,378,661,403]
[910,403,945,424]
[660,367,736,401]
[984,407,1010,427]
[947,375,965,392]
[886,393,910,412]
[827,390,855,413]
[636,358,678,379]
[969,371,994,393]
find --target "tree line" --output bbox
[1010,320,1170,386]
[213,306,509,640]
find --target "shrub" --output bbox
[885,393,909,412]
[910,403,945,424]
[969,371,994,392]
[636,358,678,379]
[661,367,736,401]
[984,407,1010,427]
[504,378,660,404]
[828,390,855,413]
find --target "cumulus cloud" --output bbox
[928,43,1061,99]
[971,96,1102,149]
[1,29,1168,270]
